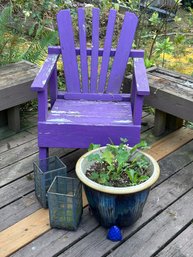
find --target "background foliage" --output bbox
[0,0,192,75]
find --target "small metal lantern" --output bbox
[33,156,67,208]
[47,176,83,230]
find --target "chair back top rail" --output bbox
[57,8,138,93]
[48,46,144,58]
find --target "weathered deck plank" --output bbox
[0,130,36,154]
[156,224,193,257]
[1,111,193,257]
[0,209,50,257]
[107,189,193,257]
[0,148,85,188]
[0,139,38,170]
[0,149,84,208]
[154,67,193,83]
[10,208,97,257]
[145,127,193,160]
[0,151,86,230]
[0,176,34,209]
[49,161,193,257]
[8,139,193,257]
[0,113,37,141]
[157,140,193,184]
[145,69,193,136]
[1,128,192,257]
[0,193,41,231]
[156,67,193,83]
[0,192,89,257]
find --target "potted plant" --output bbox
[75,139,160,228]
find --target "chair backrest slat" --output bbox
[57,9,138,94]
[107,12,138,93]
[57,10,80,92]
[78,8,89,93]
[90,8,100,93]
[98,9,116,93]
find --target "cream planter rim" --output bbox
[76,146,160,195]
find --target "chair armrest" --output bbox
[133,58,149,96]
[31,54,59,92]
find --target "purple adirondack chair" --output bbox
[31,8,149,160]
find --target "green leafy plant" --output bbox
[86,138,150,187]
[0,6,24,66]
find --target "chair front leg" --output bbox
[130,76,144,125]
[39,147,49,160]
[38,88,49,160]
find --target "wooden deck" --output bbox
[1,112,193,257]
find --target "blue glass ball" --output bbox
[107,226,122,241]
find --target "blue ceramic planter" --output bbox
[76,146,160,228]
[84,185,150,227]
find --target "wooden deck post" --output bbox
[153,109,167,136]
[0,61,38,132]
[7,106,20,132]
[166,114,184,131]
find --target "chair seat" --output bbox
[47,99,133,126]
